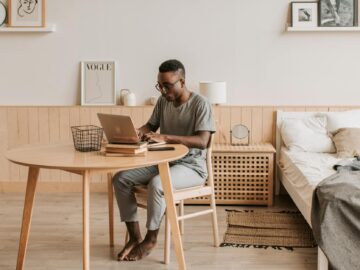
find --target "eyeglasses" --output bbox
[155,79,180,94]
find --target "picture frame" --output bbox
[0,1,7,27]
[291,2,318,28]
[8,0,45,27]
[319,0,355,27]
[81,61,117,106]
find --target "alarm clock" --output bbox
[0,1,6,27]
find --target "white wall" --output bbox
[0,0,359,106]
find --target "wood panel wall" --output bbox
[0,105,359,192]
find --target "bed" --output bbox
[278,149,346,224]
[275,111,341,270]
[276,109,360,270]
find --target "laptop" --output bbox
[97,113,165,145]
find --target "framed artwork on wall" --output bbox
[8,0,45,27]
[291,2,318,28]
[0,1,7,27]
[81,61,117,106]
[319,0,355,26]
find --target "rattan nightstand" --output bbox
[187,143,276,206]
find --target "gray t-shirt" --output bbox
[147,92,216,178]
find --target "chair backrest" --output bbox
[206,133,214,167]
[206,133,215,187]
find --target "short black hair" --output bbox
[159,59,185,78]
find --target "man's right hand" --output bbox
[136,129,144,140]
[137,124,155,141]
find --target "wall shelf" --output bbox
[286,24,360,32]
[0,24,56,33]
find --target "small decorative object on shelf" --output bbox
[119,89,130,105]
[119,89,136,106]
[319,0,355,27]
[123,91,136,106]
[0,1,7,27]
[230,124,250,146]
[81,61,117,106]
[291,1,318,28]
[71,125,103,152]
[8,0,45,27]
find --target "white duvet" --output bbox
[279,148,352,211]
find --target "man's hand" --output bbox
[136,124,156,141]
[143,132,166,143]
[143,130,210,149]
[136,129,144,140]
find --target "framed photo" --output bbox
[0,1,7,27]
[81,61,117,106]
[320,0,355,26]
[8,0,45,27]
[291,2,318,28]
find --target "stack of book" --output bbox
[103,142,148,157]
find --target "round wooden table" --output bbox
[6,143,188,270]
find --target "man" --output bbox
[113,59,216,261]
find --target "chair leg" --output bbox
[107,173,114,247]
[124,230,129,245]
[178,200,184,235]
[210,194,220,247]
[164,211,171,264]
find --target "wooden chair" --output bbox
[107,134,219,264]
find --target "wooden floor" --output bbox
[0,193,317,270]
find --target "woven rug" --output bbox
[221,209,317,250]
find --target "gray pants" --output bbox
[113,164,205,230]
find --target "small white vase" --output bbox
[124,92,136,106]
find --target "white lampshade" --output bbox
[199,81,227,104]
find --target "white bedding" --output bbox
[279,148,351,214]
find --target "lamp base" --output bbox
[230,132,250,146]
[231,143,250,146]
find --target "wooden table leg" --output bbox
[107,172,114,247]
[16,167,40,270]
[158,162,186,270]
[83,170,90,270]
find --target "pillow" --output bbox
[280,116,335,153]
[324,110,360,133]
[332,128,360,158]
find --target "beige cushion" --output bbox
[332,128,360,158]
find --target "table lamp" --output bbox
[199,81,227,105]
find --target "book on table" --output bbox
[103,140,166,157]
[106,141,149,149]
[105,147,148,155]
[106,140,166,151]
[104,151,147,157]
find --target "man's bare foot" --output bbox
[117,238,142,261]
[124,239,157,261]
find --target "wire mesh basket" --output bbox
[71,125,103,152]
